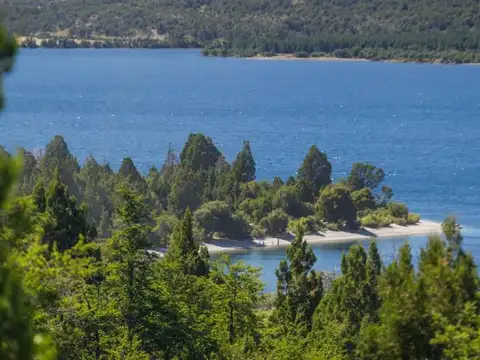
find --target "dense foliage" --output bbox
[5,132,420,243]
[3,19,480,360]
[5,0,480,62]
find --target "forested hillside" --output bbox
[4,0,480,62]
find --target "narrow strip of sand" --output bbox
[248,54,368,62]
[203,220,442,254]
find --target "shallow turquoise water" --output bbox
[2,49,480,290]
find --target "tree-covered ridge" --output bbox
[6,133,419,246]
[5,0,480,62]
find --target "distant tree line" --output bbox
[6,0,480,62]
[19,37,200,49]
[3,133,419,247]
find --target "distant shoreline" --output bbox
[16,37,479,65]
[151,220,442,256]
[247,53,480,65]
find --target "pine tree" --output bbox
[364,241,382,321]
[231,140,256,183]
[40,135,80,198]
[33,179,46,212]
[297,145,332,197]
[165,208,209,276]
[42,172,93,252]
[273,224,322,331]
[180,133,221,172]
[117,157,147,194]
[107,186,153,351]
[360,243,432,359]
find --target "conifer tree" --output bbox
[107,186,153,351]
[297,145,332,198]
[273,224,322,331]
[41,172,93,252]
[165,208,209,276]
[231,140,256,183]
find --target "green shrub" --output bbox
[393,217,407,226]
[387,202,409,219]
[288,215,318,234]
[310,52,325,58]
[326,222,341,231]
[361,214,379,228]
[407,213,421,225]
[361,209,394,228]
[294,51,309,58]
[379,215,393,227]
[259,209,289,236]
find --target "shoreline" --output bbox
[247,54,480,65]
[15,38,479,66]
[202,220,442,255]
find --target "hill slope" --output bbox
[4,0,480,62]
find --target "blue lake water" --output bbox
[2,49,480,291]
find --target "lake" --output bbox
[2,49,480,291]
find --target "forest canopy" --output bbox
[3,133,420,245]
[5,0,480,62]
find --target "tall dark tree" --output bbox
[273,224,322,331]
[40,172,94,252]
[165,208,209,276]
[364,241,382,322]
[18,148,40,195]
[231,140,256,183]
[40,135,80,198]
[297,145,332,199]
[180,133,221,172]
[107,187,156,354]
[117,157,147,194]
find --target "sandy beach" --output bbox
[248,54,368,62]
[202,220,442,254]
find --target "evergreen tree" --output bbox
[273,224,322,331]
[297,145,332,198]
[40,135,80,198]
[33,179,46,212]
[41,172,93,252]
[117,157,147,194]
[18,148,40,195]
[107,186,153,351]
[359,243,432,359]
[231,140,256,183]
[165,208,209,276]
[210,256,263,345]
[180,133,221,172]
[364,241,382,322]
